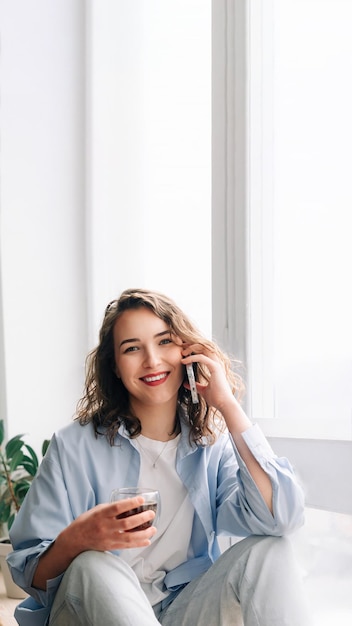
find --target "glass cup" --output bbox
[110,487,160,531]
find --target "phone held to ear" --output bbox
[186,363,199,404]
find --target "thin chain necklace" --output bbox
[136,436,172,469]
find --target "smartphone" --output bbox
[186,363,199,404]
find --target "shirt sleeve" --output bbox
[216,423,306,537]
[7,435,74,606]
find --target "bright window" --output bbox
[248,0,352,439]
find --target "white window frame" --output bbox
[211,0,352,514]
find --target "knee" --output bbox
[68,550,101,570]
[65,550,99,576]
[255,534,292,553]
[240,535,300,584]
[225,535,296,577]
[63,550,111,590]
[255,535,295,563]
[63,550,140,594]
[247,535,295,565]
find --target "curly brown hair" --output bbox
[76,288,244,445]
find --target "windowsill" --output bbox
[265,436,352,515]
[255,417,352,441]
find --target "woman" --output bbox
[8,288,311,625]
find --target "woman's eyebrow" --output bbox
[119,337,139,348]
[119,330,170,348]
[155,330,171,339]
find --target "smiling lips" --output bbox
[141,372,169,386]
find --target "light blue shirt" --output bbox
[7,412,305,625]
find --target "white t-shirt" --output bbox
[119,434,194,606]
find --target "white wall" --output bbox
[0,0,87,452]
[0,1,211,453]
[87,0,211,343]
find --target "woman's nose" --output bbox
[143,347,160,368]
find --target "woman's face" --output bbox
[113,307,184,410]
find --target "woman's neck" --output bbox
[141,417,180,441]
[130,399,180,441]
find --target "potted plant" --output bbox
[0,418,50,598]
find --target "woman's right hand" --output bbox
[63,497,157,554]
[32,497,156,590]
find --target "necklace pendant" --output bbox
[153,462,156,468]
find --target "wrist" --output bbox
[216,394,240,417]
[219,396,252,433]
[55,524,85,562]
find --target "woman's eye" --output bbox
[124,345,139,353]
[160,338,172,345]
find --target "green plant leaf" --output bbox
[24,444,39,468]
[0,485,12,500]
[6,436,25,459]
[9,449,25,472]
[0,423,52,527]
[13,477,31,488]
[22,456,38,477]
[0,500,11,523]
[42,439,51,457]
[7,512,15,530]
[13,480,31,503]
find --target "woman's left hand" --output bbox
[181,344,236,415]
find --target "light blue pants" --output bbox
[49,536,313,626]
